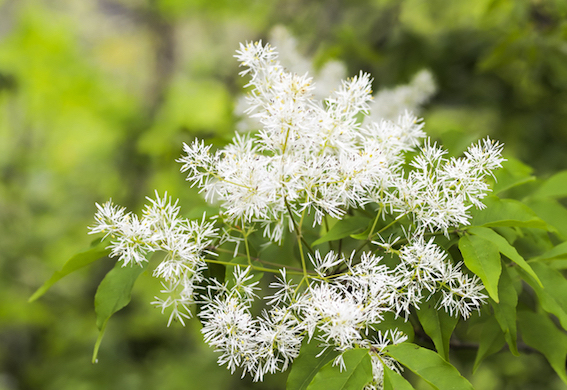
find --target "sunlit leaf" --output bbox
[384,343,474,390]
[29,240,110,302]
[470,196,548,230]
[306,349,372,390]
[312,217,368,246]
[383,365,414,390]
[459,234,501,302]
[534,171,567,199]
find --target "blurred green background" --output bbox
[1,0,567,389]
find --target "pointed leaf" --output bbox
[307,349,372,390]
[287,339,339,390]
[312,217,368,246]
[416,299,458,361]
[491,266,518,355]
[491,157,535,195]
[224,256,263,290]
[534,171,567,199]
[383,365,414,390]
[518,311,567,384]
[537,241,567,262]
[29,241,110,302]
[459,235,501,302]
[473,316,506,373]
[468,226,541,286]
[92,260,148,362]
[384,343,474,390]
[520,262,567,331]
[526,197,567,239]
[471,196,548,229]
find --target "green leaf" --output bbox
[373,311,415,343]
[306,349,372,390]
[491,157,535,195]
[459,235,502,302]
[473,316,506,373]
[470,196,548,230]
[416,299,458,361]
[287,339,339,390]
[534,171,567,199]
[29,240,111,302]
[92,260,149,363]
[518,311,567,384]
[537,241,567,262]
[467,226,541,287]
[383,365,414,390]
[525,197,567,239]
[312,217,368,246]
[520,262,567,331]
[384,343,474,390]
[491,266,519,355]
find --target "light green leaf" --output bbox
[490,157,535,195]
[459,235,502,302]
[287,339,339,390]
[518,311,567,384]
[92,260,149,363]
[384,343,474,390]
[491,266,519,355]
[29,240,110,302]
[468,226,541,287]
[307,349,372,390]
[312,217,368,246]
[473,316,506,373]
[536,241,567,262]
[526,197,567,239]
[470,196,548,229]
[534,171,567,199]
[521,262,567,331]
[416,299,459,361]
[383,365,414,390]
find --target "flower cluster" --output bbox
[90,41,504,388]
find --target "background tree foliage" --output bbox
[1,0,567,389]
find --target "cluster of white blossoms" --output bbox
[90,41,504,388]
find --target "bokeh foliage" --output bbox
[1,0,566,389]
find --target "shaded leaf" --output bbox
[373,311,415,343]
[29,240,110,302]
[518,311,567,384]
[459,235,501,302]
[307,349,372,390]
[526,197,567,239]
[384,343,474,390]
[312,217,368,246]
[416,299,458,361]
[224,256,263,290]
[287,339,339,390]
[468,226,541,286]
[520,262,567,331]
[473,316,506,373]
[491,266,518,355]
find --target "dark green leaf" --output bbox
[518,311,567,384]
[92,260,149,362]
[384,343,474,390]
[470,196,548,230]
[29,240,110,302]
[287,339,339,390]
[373,312,415,343]
[306,349,372,390]
[416,299,458,361]
[468,226,541,286]
[520,262,567,331]
[491,266,518,355]
[473,316,506,373]
[383,365,414,390]
[459,235,501,302]
[312,217,368,246]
